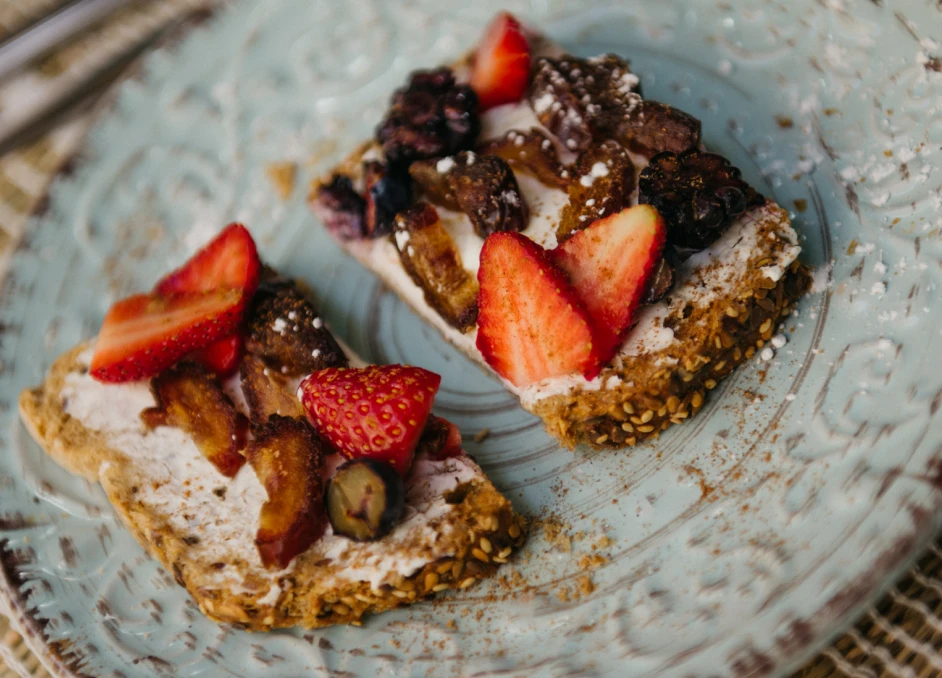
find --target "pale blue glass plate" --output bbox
[1,1,941,676]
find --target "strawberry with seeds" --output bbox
[299,365,442,476]
[476,232,603,386]
[155,222,260,296]
[552,205,666,362]
[89,289,246,383]
[470,12,531,111]
[155,222,260,376]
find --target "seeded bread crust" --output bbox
[533,253,810,449]
[19,345,526,631]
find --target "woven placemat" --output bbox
[0,1,940,676]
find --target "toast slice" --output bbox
[309,20,811,449]
[19,289,525,632]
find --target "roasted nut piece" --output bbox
[364,161,412,238]
[246,282,347,376]
[528,55,700,156]
[477,128,570,189]
[311,175,366,241]
[240,353,305,426]
[409,158,460,211]
[558,140,635,240]
[641,257,675,304]
[623,101,701,157]
[326,459,405,541]
[415,415,463,461]
[141,363,248,477]
[528,54,642,152]
[394,202,479,332]
[639,150,764,251]
[247,415,327,569]
[376,68,480,164]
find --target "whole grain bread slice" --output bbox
[314,135,811,450]
[20,342,525,631]
[309,28,812,450]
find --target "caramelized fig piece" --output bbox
[415,415,464,461]
[623,101,701,157]
[311,175,366,241]
[394,202,479,332]
[409,158,461,211]
[141,363,248,477]
[451,152,528,237]
[558,140,635,240]
[477,128,570,189]
[247,415,327,569]
[246,282,347,376]
[528,54,643,152]
[326,459,405,542]
[411,152,529,237]
[364,161,412,238]
[376,68,480,164]
[528,55,701,157]
[240,353,305,426]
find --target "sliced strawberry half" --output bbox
[154,222,260,297]
[552,204,666,362]
[299,365,442,476]
[189,334,243,377]
[476,232,603,386]
[90,289,246,383]
[470,12,531,111]
[155,223,260,375]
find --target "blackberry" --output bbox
[364,161,412,237]
[376,68,480,164]
[639,150,764,252]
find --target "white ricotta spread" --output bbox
[60,350,483,593]
[362,101,802,408]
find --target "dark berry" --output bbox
[326,459,404,541]
[376,68,480,164]
[364,161,413,238]
[638,150,764,252]
[311,175,366,241]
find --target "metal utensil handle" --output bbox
[0,0,138,82]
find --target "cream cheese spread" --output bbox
[61,349,484,593]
